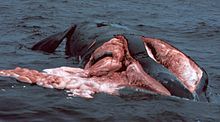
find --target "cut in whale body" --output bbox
[142,37,203,93]
[84,36,171,96]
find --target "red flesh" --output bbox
[142,37,203,93]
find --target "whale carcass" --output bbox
[0,22,208,100]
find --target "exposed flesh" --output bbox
[142,37,203,93]
[0,67,125,98]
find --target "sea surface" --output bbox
[0,0,220,121]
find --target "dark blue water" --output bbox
[0,0,220,121]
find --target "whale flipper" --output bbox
[31,25,76,56]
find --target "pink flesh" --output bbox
[84,37,125,76]
[0,36,171,98]
[142,37,203,93]
[0,67,125,98]
[84,36,170,95]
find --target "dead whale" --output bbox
[0,22,208,100]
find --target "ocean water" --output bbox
[0,0,220,121]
